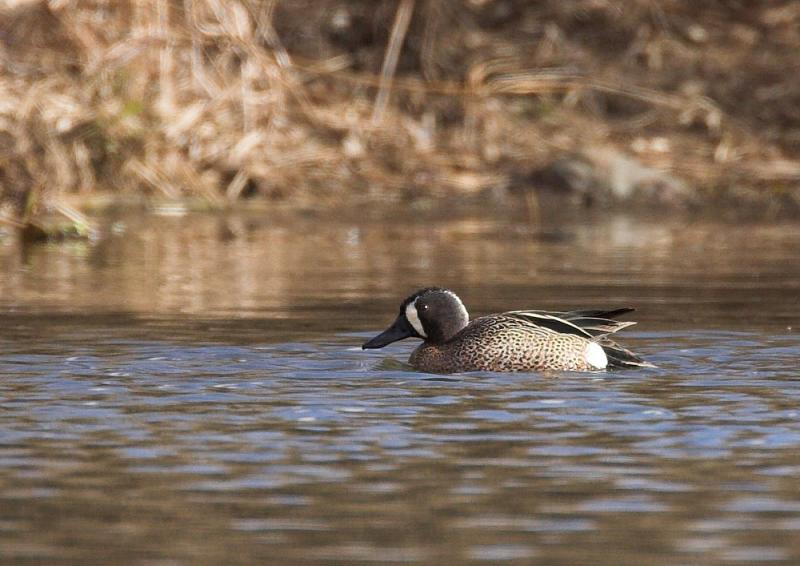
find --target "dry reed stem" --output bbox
[371,0,415,126]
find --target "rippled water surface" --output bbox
[1,209,799,564]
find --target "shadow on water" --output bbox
[1,209,799,564]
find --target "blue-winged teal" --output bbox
[362,288,652,373]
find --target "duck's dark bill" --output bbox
[362,315,415,349]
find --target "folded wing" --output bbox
[502,308,654,369]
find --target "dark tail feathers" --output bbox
[602,340,656,369]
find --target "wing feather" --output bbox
[502,311,594,339]
[502,308,637,338]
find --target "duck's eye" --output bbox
[419,303,429,311]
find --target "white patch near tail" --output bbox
[405,300,427,337]
[585,342,608,370]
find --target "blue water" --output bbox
[1,212,799,564]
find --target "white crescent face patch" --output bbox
[405,299,427,338]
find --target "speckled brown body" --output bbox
[408,315,597,373]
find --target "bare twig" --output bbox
[371,0,415,126]
[254,0,292,68]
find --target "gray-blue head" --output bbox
[362,288,470,349]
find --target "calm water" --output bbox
[1,208,799,564]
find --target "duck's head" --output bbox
[362,288,469,349]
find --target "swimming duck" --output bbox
[362,288,652,373]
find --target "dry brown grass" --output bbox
[1,0,799,227]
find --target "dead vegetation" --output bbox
[1,0,799,229]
